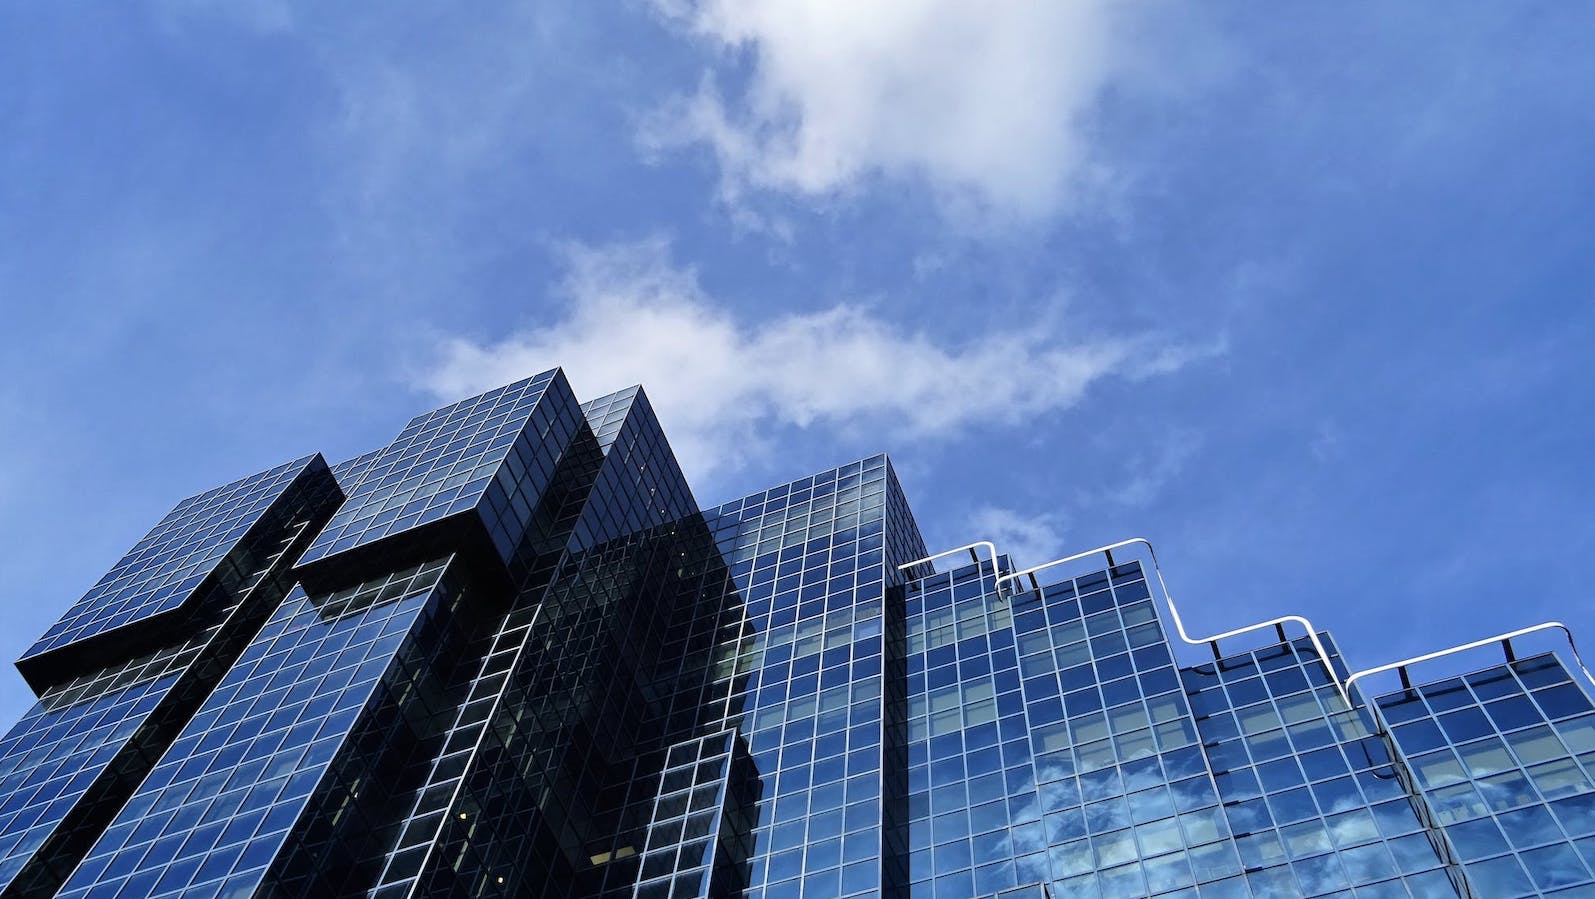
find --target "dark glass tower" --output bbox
[4,367,1595,899]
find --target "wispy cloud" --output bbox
[969,505,1068,570]
[641,0,1136,225]
[417,238,1202,482]
[1095,429,1203,509]
[154,3,575,310]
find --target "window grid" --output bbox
[906,560,1239,899]
[666,456,927,899]
[54,559,459,899]
[298,369,572,568]
[1184,635,1461,898]
[12,372,1595,899]
[1382,654,1595,896]
[22,456,317,660]
[392,387,709,899]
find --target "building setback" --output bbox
[1,367,1593,899]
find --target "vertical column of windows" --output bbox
[404,399,702,899]
[1018,564,1217,898]
[905,561,1044,899]
[699,456,911,899]
[632,731,758,899]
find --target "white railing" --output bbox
[905,535,1595,728]
[1345,621,1595,705]
[994,537,1350,706]
[897,541,1000,579]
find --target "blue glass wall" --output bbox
[297,368,583,590]
[0,456,339,898]
[20,456,323,672]
[1184,635,1460,897]
[5,369,1595,899]
[904,559,1225,899]
[54,559,470,899]
[899,556,1472,899]
[684,455,929,899]
[1381,653,1595,896]
[381,384,703,899]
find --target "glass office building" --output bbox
[3,366,1594,899]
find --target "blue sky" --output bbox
[1,2,1593,725]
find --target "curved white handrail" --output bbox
[1345,621,1595,707]
[898,541,1000,578]
[996,537,1351,706]
[994,538,1149,593]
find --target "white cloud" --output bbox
[969,506,1068,571]
[418,239,1198,482]
[642,0,1133,222]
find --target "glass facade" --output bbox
[4,367,1594,898]
[0,456,340,897]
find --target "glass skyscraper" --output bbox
[3,366,1594,899]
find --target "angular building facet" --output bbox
[5,367,1595,899]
